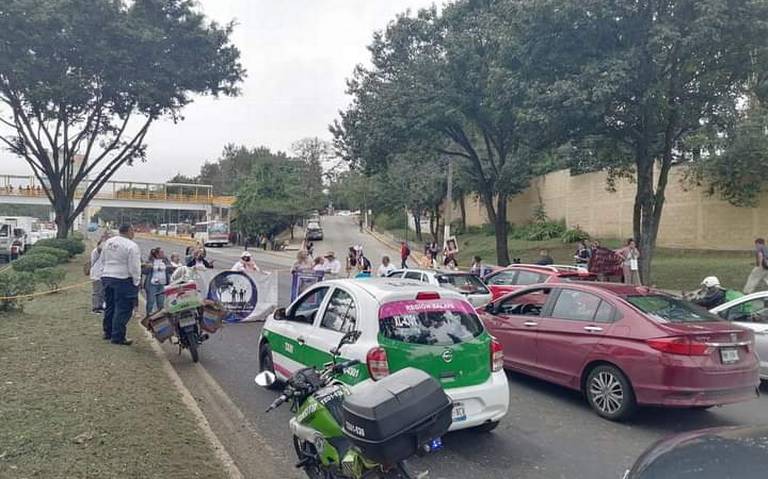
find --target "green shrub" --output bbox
[34,238,85,257]
[561,227,591,244]
[34,267,66,291]
[12,253,59,272]
[0,270,36,311]
[27,246,69,263]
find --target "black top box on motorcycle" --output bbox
[342,367,452,466]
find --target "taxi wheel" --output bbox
[259,343,281,390]
[585,364,636,421]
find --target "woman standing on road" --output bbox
[143,247,173,316]
[616,238,641,285]
[345,246,357,277]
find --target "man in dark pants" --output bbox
[101,224,141,345]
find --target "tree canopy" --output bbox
[0,0,244,237]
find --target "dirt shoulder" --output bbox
[0,260,230,479]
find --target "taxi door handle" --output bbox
[583,326,603,333]
[297,336,306,345]
[523,321,538,327]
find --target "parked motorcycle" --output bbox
[255,331,452,479]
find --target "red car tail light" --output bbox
[416,291,440,300]
[491,339,504,372]
[366,347,390,380]
[647,336,711,356]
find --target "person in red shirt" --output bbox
[400,241,411,269]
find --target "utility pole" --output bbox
[443,156,453,248]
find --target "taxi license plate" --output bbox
[720,348,739,364]
[179,316,197,328]
[452,402,466,422]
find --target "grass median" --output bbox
[0,260,228,479]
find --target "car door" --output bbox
[483,287,554,373]
[269,286,331,372]
[303,286,359,369]
[716,296,768,372]
[534,288,615,389]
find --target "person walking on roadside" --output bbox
[232,251,260,274]
[377,256,395,277]
[89,233,111,313]
[744,238,768,294]
[101,224,141,345]
[143,247,173,316]
[617,238,641,285]
[400,241,411,269]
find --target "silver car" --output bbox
[386,269,492,307]
[710,291,768,381]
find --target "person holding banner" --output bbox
[292,250,312,273]
[324,252,342,276]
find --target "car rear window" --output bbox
[379,299,484,346]
[626,295,720,323]
[436,274,489,295]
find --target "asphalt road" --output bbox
[136,218,768,479]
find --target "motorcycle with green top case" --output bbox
[255,330,450,479]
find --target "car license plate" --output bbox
[179,316,197,328]
[720,348,739,364]
[452,402,466,422]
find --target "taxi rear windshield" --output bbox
[379,310,484,346]
[626,295,720,323]
[436,274,489,295]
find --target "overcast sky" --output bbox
[1,0,439,183]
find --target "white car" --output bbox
[710,291,768,381]
[386,269,493,307]
[258,278,509,432]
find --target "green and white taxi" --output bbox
[258,278,509,431]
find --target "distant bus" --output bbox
[195,221,229,247]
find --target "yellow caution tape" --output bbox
[0,279,92,301]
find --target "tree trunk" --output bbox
[458,196,467,231]
[494,194,510,266]
[632,155,662,285]
[53,198,73,239]
[413,211,423,242]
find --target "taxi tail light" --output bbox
[416,291,440,300]
[491,339,504,372]
[647,336,710,356]
[366,347,390,380]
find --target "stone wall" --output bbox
[461,167,768,250]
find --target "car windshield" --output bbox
[436,274,489,295]
[626,295,720,323]
[379,301,484,346]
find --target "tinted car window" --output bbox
[380,310,484,346]
[290,287,329,324]
[497,289,551,317]
[487,271,516,285]
[720,298,768,324]
[515,270,547,285]
[551,290,601,321]
[627,295,720,323]
[404,271,423,281]
[320,288,357,333]
[437,274,489,294]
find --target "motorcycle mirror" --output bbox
[332,330,361,356]
[254,371,276,387]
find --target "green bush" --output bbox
[34,267,66,291]
[34,238,86,257]
[27,246,69,264]
[0,270,36,311]
[510,219,566,241]
[12,253,59,272]
[561,227,591,244]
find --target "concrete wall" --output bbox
[461,166,768,250]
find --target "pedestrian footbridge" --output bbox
[0,174,234,215]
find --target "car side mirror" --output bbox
[273,307,287,321]
[485,303,498,314]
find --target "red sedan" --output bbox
[483,264,596,300]
[479,282,760,421]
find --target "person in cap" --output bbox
[232,251,260,274]
[324,251,342,275]
[690,276,741,309]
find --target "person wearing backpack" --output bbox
[400,241,411,268]
[744,238,768,294]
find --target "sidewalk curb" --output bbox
[138,299,243,479]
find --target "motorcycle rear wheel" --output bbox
[293,436,336,479]
[186,330,199,363]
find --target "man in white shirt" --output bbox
[101,224,141,345]
[323,252,342,277]
[377,256,396,277]
[89,232,111,313]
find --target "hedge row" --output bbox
[34,238,86,256]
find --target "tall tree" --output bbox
[292,137,332,209]
[332,1,550,265]
[0,0,244,237]
[524,0,768,282]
